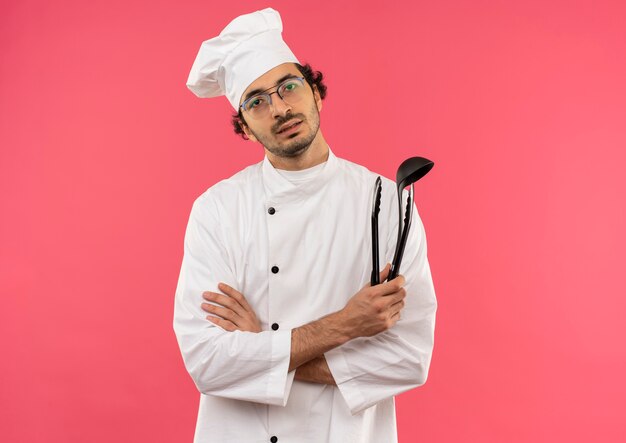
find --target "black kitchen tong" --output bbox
[370,157,434,285]
[370,177,383,285]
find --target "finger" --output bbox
[383,288,407,306]
[201,302,241,324]
[203,292,245,317]
[382,274,406,295]
[202,291,222,302]
[379,263,391,283]
[389,298,405,312]
[364,263,391,288]
[374,279,405,298]
[370,272,397,296]
[389,274,406,287]
[218,283,253,312]
[207,315,238,332]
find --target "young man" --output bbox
[174,8,437,442]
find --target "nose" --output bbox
[269,91,292,117]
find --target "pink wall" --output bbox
[2,0,625,441]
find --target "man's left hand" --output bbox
[201,283,261,333]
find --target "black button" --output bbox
[268,207,276,215]
[271,266,279,274]
[270,437,278,443]
[271,323,279,331]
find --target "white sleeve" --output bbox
[173,195,295,405]
[325,204,437,415]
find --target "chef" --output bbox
[173,8,437,443]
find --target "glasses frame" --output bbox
[239,76,307,119]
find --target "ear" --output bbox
[240,122,258,143]
[312,84,323,112]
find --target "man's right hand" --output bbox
[288,263,407,372]
[338,263,407,339]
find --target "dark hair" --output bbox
[231,63,328,139]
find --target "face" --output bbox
[239,63,322,159]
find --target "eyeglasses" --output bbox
[240,76,307,119]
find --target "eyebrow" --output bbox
[242,74,299,103]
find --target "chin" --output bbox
[274,141,310,158]
[267,129,315,158]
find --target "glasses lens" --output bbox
[242,78,306,119]
[278,78,305,105]
[244,95,270,118]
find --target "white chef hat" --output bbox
[186,8,300,109]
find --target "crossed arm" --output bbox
[201,264,405,385]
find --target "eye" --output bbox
[247,96,267,110]
[280,80,301,94]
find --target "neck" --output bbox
[265,130,329,171]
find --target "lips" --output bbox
[276,120,302,134]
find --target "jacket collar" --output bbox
[262,148,339,204]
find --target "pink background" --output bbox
[2,0,625,441]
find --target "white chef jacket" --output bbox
[173,148,437,443]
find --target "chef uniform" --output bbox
[173,8,437,443]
